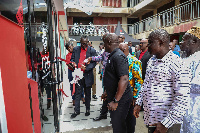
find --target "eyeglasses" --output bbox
[140,42,148,45]
[81,43,88,45]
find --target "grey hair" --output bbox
[149,29,170,44]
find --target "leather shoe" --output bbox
[93,115,107,121]
[85,110,90,116]
[70,112,80,119]
[92,95,98,99]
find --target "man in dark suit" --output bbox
[128,41,133,55]
[70,35,97,118]
[136,39,151,80]
[136,39,151,111]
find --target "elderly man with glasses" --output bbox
[136,38,152,111]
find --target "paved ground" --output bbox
[42,65,148,133]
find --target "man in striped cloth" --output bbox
[134,29,191,133]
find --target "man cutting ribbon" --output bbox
[70,35,97,118]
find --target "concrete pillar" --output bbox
[122,16,128,33]
[153,9,157,15]
[98,0,102,7]
[121,0,127,7]
[139,15,142,21]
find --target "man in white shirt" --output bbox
[134,29,191,133]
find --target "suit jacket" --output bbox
[71,46,97,87]
[129,46,132,55]
[136,50,151,80]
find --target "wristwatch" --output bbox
[113,98,119,103]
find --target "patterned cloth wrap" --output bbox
[127,54,143,98]
[181,51,200,133]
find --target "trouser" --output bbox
[110,98,136,133]
[68,68,84,100]
[148,124,181,133]
[100,99,108,116]
[45,85,51,102]
[74,78,91,113]
[92,68,96,96]
[43,70,52,102]
[99,62,102,73]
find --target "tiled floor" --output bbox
[41,65,148,133]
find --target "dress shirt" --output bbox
[127,54,143,98]
[78,47,87,72]
[139,50,147,60]
[136,50,191,128]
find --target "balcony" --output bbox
[68,23,134,36]
[68,23,117,36]
[128,0,200,35]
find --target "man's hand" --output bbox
[81,64,86,71]
[132,98,137,106]
[101,91,107,101]
[71,62,77,68]
[86,57,92,64]
[67,64,74,70]
[154,122,168,133]
[107,101,118,111]
[133,104,141,118]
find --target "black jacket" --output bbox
[136,50,151,80]
[70,46,97,87]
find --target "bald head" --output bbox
[119,43,129,56]
[118,35,125,43]
[148,29,170,47]
[104,33,119,53]
[107,33,119,43]
[103,33,108,43]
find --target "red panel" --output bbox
[106,0,108,6]
[93,17,122,33]
[28,79,41,133]
[0,15,33,133]
[94,17,122,25]
[118,0,121,7]
[114,0,116,7]
[110,0,113,7]
[58,11,65,15]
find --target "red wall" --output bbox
[93,17,122,25]
[94,17,122,33]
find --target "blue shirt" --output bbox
[173,51,180,57]
[174,45,180,51]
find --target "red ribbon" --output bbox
[72,83,75,96]
[58,89,68,97]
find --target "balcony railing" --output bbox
[68,24,116,36]
[129,0,144,7]
[68,23,135,36]
[129,0,200,35]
